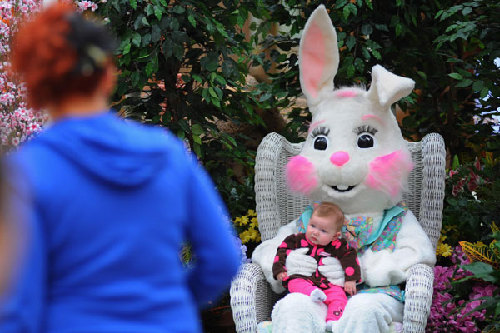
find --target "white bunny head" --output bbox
[286,5,415,214]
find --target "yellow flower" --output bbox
[436,243,452,257]
[240,216,249,225]
[247,209,257,217]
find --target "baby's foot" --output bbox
[326,320,338,332]
[310,289,327,302]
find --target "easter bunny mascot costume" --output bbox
[251,5,436,333]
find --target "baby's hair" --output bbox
[312,202,344,232]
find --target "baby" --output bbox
[272,202,360,330]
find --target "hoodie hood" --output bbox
[34,111,181,188]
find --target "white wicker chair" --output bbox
[230,132,446,333]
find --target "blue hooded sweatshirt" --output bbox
[1,111,241,332]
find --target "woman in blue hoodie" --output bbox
[2,3,240,332]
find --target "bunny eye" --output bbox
[354,125,377,149]
[314,136,328,150]
[357,134,374,148]
[310,126,330,151]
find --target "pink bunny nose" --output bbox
[330,151,350,166]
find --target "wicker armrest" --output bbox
[230,263,277,333]
[403,263,434,333]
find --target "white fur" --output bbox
[271,293,327,333]
[252,221,297,293]
[251,5,434,332]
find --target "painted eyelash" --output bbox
[354,125,378,135]
[310,126,330,137]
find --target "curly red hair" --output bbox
[11,3,106,109]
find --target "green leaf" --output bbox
[259,92,272,102]
[146,4,154,17]
[462,6,472,16]
[188,15,196,28]
[200,54,219,72]
[225,135,237,147]
[141,33,151,47]
[172,5,185,14]
[455,79,472,87]
[132,33,141,47]
[122,42,131,55]
[146,62,154,77]
[362,47,371,60]
[346,36,356,50]
[348,3,357,16]
[211,98,221,108]
[371,49,381,60]
[342,5,350,20]
[472,80,484,92]
[336,0,348,7]
[193,143,202,157]
[395,23,403,36]
[417,71,427,80]
[154,7,163,21]
[215,75,227,86]
[208,87,218,98]
[451,155,460,170]
[374,24,389,32]
[347,64,355,77]
[362,24,373,36]
[480,87,489,98]
[129,0,137,10]
[463,262,495,282]
[193,134,202,145]
[152,24,162,42]
[191,123,203,136]
[192,74,203,83]
[448,72,463,80]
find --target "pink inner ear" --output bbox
[286,156,318,195]
[365,150,413,199]
[302,21,325,99]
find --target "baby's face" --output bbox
[306,214,340,246]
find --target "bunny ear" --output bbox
[366,65,415,110]
[298,5,339,106]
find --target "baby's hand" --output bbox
[277,272,287,281]
[344,281,357,296]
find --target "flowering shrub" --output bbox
[232,209,261,245]
[433,155,500,332]
[0,0,106,153]
[442,157,500,245]
[0,0,46,152]
[427,246,496,332]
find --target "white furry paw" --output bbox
[310,289,327,302]
[325,320,338,332]
[389,321,403,333]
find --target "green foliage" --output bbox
[95,0,270,217]
[443,158,500,245]
[452,231,500,332]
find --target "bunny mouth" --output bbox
[331,185,355,192]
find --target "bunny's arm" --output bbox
[360,210,436,287]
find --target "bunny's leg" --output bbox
[335,293,403,333]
